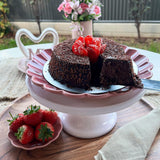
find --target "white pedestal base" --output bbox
[59,112,117,138]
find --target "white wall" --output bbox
[11,22,160,38]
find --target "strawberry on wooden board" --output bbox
[15,124,34,145]
[23,105,43,126]
[35,122,54,142]
[7,112,24,132]
[42,109,58,125]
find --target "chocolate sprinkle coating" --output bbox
[49,39,91,89]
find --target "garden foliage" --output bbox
[129,0,151,40]
[0,0,10,38]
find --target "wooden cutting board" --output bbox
[0,94,159,160]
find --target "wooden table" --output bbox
[0,94,157,160]
[0,44,160,160]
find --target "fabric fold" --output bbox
[95,107,160,160]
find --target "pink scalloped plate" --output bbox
[8,116,62,150]
[26,46,153,98]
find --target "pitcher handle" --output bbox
[15,28,59,59]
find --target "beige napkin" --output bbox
[94,106,160,160]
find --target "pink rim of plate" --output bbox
[8,116,63,150]
[26,46,153,99]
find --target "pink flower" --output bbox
[80,3,89,13]
[58,2,65,12]
[64,2,72,14]
[57,0,102,21]
[94,5,101,15]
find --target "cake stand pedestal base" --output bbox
[58,112,117,138]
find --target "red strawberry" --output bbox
[72,40,88,56]
[100,44,107,54]
[78,46,88,56]
[72,35,106,62]
[8,112,24,132]
[15,124,34,144]
[72,40,83,55]
[87,44,100,63]
[23,105,43,126]
[42,109,58,125]
[85,35,93,47]
[75,40,84,46]
[76,36,85,46]
[72,43,79,55]
[92,38,102,47]
[35,122,54,142]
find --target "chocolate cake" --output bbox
[49,40,91,89]
[48,37,142,90]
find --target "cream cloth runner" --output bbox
[0,58,28,98]
[0,57,28,112]
[94,98,160,160]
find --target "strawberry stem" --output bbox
[23,105,40,115]
[7,112,18,125]
[9,112,14,119]
[49,109,55,112]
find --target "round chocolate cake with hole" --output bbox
[48,36,142,90]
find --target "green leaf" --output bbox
[23,105,40,115]
[62,15,70,21]
[0,32,4,38]
[0,2,3,7]
[7,112,19,125]
[38,124,53,142]
[15,126,24,140]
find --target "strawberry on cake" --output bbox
[48,35,142,90]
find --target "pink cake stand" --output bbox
[26,47,153,138]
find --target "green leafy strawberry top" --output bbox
[49,109,55,112]
[23,105,40,115]
[15,126,24,140]
[7,112,19,125]
[38,124,54,142]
